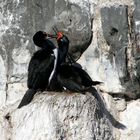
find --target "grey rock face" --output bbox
[90,4,140,98]
[0,0,140,140]
[9,92,113,140]
[100,5,131,94]
[0,55,6,107]
[119,99,140,140]
[132,0,140,98]
[101,5,128,78]
[54,0,93,59]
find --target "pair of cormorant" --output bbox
[18,30,101,108]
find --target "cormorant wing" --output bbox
[58,64,102,92]
[58,64,84,92]
[27,49,55,90]
[71,65,102,86]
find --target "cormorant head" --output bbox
[33,31,47,48]
[33,31,56,51]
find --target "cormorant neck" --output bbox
[48,45,68,86]
[48,40,69,86]
[58,46,68,64]
[42,39,56,51]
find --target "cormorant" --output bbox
[57,63,101,93]
[18,30,101,108]
[18,31,69,108]
[50,28,102,92]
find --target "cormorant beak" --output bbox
[44,32,57,39]
[57,32,63,40]
[43,32,59,48]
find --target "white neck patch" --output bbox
[48,48,58,86]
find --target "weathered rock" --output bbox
[0,0,140,140]
[79,3,140,98]
[9,91,114,140]
[132,0,140,98]
[100,5,133,97]
[119,99,140,140]
[6,83,27,105]
[133,0,140,35]
[0,55,7,108]
[0,114,10,140]
[113,95,126,112]
[54,0,93,59]
[101,5,128,51]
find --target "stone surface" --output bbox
[0,0,140,140]
[119,99,140,140]
[79,3,140,98]
[0,114,10,140]
[10,91,113,140]
[54,0,93,59]
[101,5,128,78]
[100,5,140,98]
[113,95,127,112]
[132,0,140,98]
[0,55,7,108]
[6,83,27,105]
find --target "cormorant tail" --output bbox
[92,81,103,86]
[18,89,36,109]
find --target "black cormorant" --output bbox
[51,28,102,92]
[18,31,69,108]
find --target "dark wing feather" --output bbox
[27,49,55,90]
[71,66,93,86]
[58,64,101,92]
[58,64,84,92]
[71,65,102,86]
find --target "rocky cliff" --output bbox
[0,0,140,140]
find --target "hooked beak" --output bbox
[44,32,57,39]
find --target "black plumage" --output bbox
[18,31,67,108]
[27,48,56,90]
[52,30,102,92]
[57,63,102,92]
[18,30,101,108]
[18,43,57,108]
[46,35,69,90]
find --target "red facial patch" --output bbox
[57,32,63,41]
